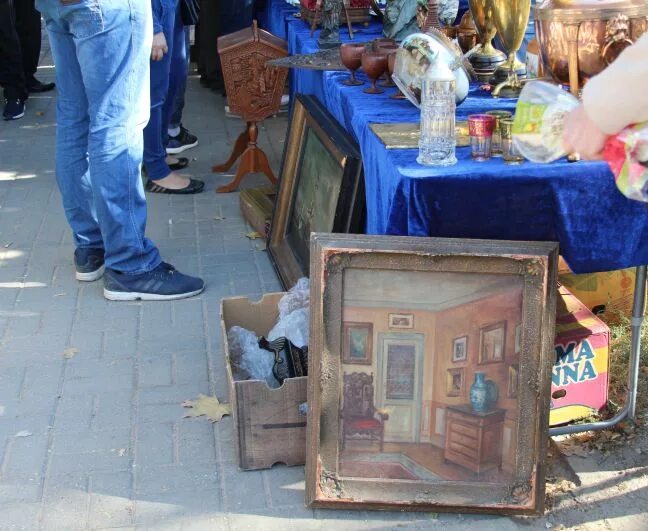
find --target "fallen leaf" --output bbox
[182,394,231,423]
[3,242,13,248]
[36,111,44,116]
[63,347,78,359]
[245,231,263,240]
[213,216,226,221]
[115,448,126,457]
[14,431,32,438]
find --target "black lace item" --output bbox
[258,337,308,385]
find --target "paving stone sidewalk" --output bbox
[1,31,647,531]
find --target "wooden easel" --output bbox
[212,122,277,193]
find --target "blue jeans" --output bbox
[143,0,186,181]
[36,0,161,274]
[169,26,190,130]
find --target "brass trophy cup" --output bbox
[468,0,507,81]
[490,0,531,97]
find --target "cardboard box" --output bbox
[558,257,635,319]
[550,285,610,426]
[221,293,307,470]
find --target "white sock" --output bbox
[168,126,180,137]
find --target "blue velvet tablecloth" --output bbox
[286,18,648,274]
[264,0,299,40]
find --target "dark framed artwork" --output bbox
[479,322,506,364]
[446,368,465,397]
[342,323,373,365]
[268,94,365,289]
[306,233,558,515]
[388,313,414,329]
[452,335,468,363]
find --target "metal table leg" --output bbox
[549,265,647,437]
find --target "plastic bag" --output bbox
[227,326,278,388]
[269,278,310,348]
[512,81,579,163]
[603,124,648,203]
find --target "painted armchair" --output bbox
[341,372,389,452]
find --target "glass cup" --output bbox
[485,110,512,156]
[468,114,497,161]
[500,118,525,164]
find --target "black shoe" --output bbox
[145,178,205,195]
[166,126,199,154]
[74,247,105,282]
[27,79,55,93]
[104,262,205,301]
[168,157,189,171]
[3,99,25,120]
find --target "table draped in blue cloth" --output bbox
[263,0,300,40]
[285,17,648,274]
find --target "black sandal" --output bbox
[167,157,189,171]
[145,178,205,195]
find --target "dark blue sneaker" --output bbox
[103,262,205,301]
[74,247,105,282]
[3,99,25,120]
[166,126,198,155]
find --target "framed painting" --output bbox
[388,313,414,329]
[267,94,365,289]
[452,335,468,363]
[446,368,465,397]
[342,323,373,365]
[508,364,519,399]
[479,322,506,364]
[307,233,558,515]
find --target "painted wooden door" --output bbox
[377,333,424,443]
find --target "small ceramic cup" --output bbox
[500,118,525,164]
[468,114,497,161]
[485,110,513,156]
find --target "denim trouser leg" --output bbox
[37,0,161,274]
[143,0,183,181]
[169,27,191,130]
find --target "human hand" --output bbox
[151,32,168,61]
[562,105,609,160]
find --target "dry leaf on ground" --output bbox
[63,347,78,359]
[245,231,263,240]
[182,394,232,423]
[14,431,32,438]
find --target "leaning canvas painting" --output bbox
[306,234,558,515]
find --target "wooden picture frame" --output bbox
[268,94,365,289]
[452,335,468,363]
[342,322,373,365]
[446,368,465,397]
[306,233,558,515]
[388,313,414,329]
[479,322,506,364]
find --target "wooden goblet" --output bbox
[361,51,387,94]
[340,43,366,86]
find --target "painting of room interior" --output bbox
[338,268,523,484]
[306,235,558,514]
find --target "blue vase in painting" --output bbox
[470,372,499,413]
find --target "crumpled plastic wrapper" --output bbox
[227,278,310,385]
[227,326,279,388]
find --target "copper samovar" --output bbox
[535,0,648,96]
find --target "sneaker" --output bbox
[74,247,105,282]
[166,126,198,154]
[103,262,205,301]
[3,99,25,120]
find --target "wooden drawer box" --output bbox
[444,405,505,475]
[221,293,308,470]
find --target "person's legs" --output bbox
[14,0,42,84]
[143,1,175,183]
[41,0,160,274]
[168,26,189,132]
[0,0,28,117]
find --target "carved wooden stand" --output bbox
[212,122,277,193]
[214,22,288,193]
